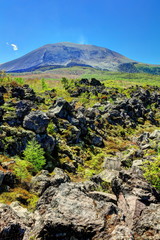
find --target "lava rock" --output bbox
[23,110,49,133]
[16,100,32,119]
[24,181,122,240]
[11,86,25,99]
[0,93,4,106]
[90,78,102,86]
[48,98,73,120]
[0,203,26,240]
[36,133,56,153]
[30,170,50,196]
[133,203,160,239]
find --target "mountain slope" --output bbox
[0,42,136,72]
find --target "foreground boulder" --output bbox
[111,170,160,234]
[0,203,27,240]
[0,169,159,240]
[133,203,160,240]
[24,181,128,240]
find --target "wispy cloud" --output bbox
[11,43,18,51]
[78,35,88,45]
[6,42,18,51]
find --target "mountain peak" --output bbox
[0,42,136,72]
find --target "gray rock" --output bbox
[132,160,143,175]
[90,78,102,86]
[50,167,70,187]
[30,170,50,196]
[103,157,121,171]
[84,108,97,119]
[23,110,49,133]
[90,134,104,147]
[65,125,81,144]
[133,203,160,239]
[112,170,159,204]
[16,100,32,119]
[87,191,117,204]
[48,98,73,120]
[0,203,26,240]
[24,181,122,240]
[0,93,4,106]
[111,170,160,229]
[0,171,4,186]
[30,168,70,196]
[150,129,160,139]
[109,225,134,240]
[36,133,56,152]
[98,169,119,183]
[11,86,25,99]
[10,201,33,221]
[141,143,151,150]
[137,132,150,143]
[0,107,4,121]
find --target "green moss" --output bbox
[0,188,39,211]
[142,155,160,191]
[77,150,105,179]
[12,157,33,182]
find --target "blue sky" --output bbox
[0,0,160,64]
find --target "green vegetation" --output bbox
[0,69,160,207]
[135,63,160,75]
[23,139,46,172]
[41,78,48,90]
[142,147,160,191]
[0,187,38,211]
[13,158,33,182]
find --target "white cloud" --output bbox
[78,35,88,45]
[6,42,18,51]
[11,43,18,51]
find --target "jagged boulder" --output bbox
[0,108,4,121]
[48,98,73,120]
[0,125,36,156]
[30,168,70,196]
[133,203,160,239]
[89,134,104,147]
[0,86,7,94]
[0,203,27,240]
[0,93,4,106]
[11,86,25,99]
[30,170,51,196]
[50,167,71,187]
[24,181,125,240]
[11,85,36,101]
[111,170,160,229]
[79,78,89,85]
[0,171,4,186]
[23,85,36,101]
[90,78,102,86]
[36,133,56,153]
[16,100,32,119]
[23,110,49,133]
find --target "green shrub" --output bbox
[61,77,69,89]
[23,139,46,172]
[14,77,24,85]
[13,158,32,182]
[41,78,48,90]
[47,122,55,135]
[142,155,160,191]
